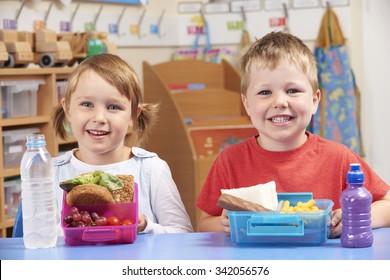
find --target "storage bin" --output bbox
[228,193,334,246]
[4,177,22,218]
[56,80,67,102]
[61,183,138,246]
[1,80,44,119]
[2,127,39,169]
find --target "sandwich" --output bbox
[60,170,134,205]
[217,181,278,212]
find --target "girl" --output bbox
[53,54,193,234]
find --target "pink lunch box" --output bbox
[61,183,138,246]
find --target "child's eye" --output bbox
[258,90,271,95]
[287,89,299,94]
[108,104,121,110]
[81,101,93,108]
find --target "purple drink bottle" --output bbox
[340,163,373,248]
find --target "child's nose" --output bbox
[92,108,107,123]
[272,92,288,108]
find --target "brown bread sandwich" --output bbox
[60,171,134,205]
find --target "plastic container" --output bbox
[1,80,44,119]
[2,127,39,169]
[4,177,21,218]
[340,163,373,248]
[56,80,67,102]
[228,193,334,246]
[20,134,58,249]
[61,183,138,246]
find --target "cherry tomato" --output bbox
[122,219,133,225]
[107,216,121,226]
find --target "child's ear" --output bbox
[61,98,70,121]
[136,104,142,118]
[312,89,321,114]
[241,93,250,116]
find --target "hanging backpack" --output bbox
[311,6,364,156]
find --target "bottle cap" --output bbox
[26,134,46,147]
[347,163,364,183]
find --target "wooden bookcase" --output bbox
[0,67,74,237]
[143,60,257,230]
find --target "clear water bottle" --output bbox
[340,163,373,248]
[20,134,57,249]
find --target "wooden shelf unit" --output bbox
[143,60,257,229]
[0,67,74,238]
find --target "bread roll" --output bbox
[66,184,115,205]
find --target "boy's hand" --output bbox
[330,209,342,238]
[220,209,230,235]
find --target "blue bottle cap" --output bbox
[347,163,364,183]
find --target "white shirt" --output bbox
[53,147,193,234]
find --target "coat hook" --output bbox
[199,9,206,26]
[137,8,147,39]
[240,6,247,24]
[71,2,81,32]
[282,3,290,33]
[117,6,127,37]
[94,5,104,29]
[15,0,27,23]
[157,9,165,38]
[44,1,54,28]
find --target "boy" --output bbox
[195,32,390,237]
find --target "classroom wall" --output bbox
[0,0,389,184]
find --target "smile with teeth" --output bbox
[270,116,292,123]
[87,130,109,136]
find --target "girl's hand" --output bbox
[330,208,342,238]
[220,209,230,235]
[137,213,147,233]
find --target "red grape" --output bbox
[94,216,107,226]
[91,212,99,222]
[81,212,92,225]
[64,215,73,225]
[70,206,79,215]
[72,212,82,222]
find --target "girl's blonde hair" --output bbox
[240,31,318,95]
[52,54,159,143]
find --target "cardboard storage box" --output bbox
[61,183,138,246]
[228,193,334,246]
[2,127,39,169]
[1,80,44,119]
[4,177,22,218]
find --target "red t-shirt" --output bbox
[195,132,389,216]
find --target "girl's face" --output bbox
[242,61,320,151]
[64,70,134,164]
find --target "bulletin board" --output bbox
[79,0,142,4]
[0,0,351,47]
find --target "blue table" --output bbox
[1,228,389,260]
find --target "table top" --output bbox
[1,228,389,260]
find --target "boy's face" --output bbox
[63,70,134,163]
[242,61,320,151]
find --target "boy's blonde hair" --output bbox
[53,54,159,143]
[240,31,318,95]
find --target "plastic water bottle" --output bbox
[20,134,57,249]
[340,163,373,248]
